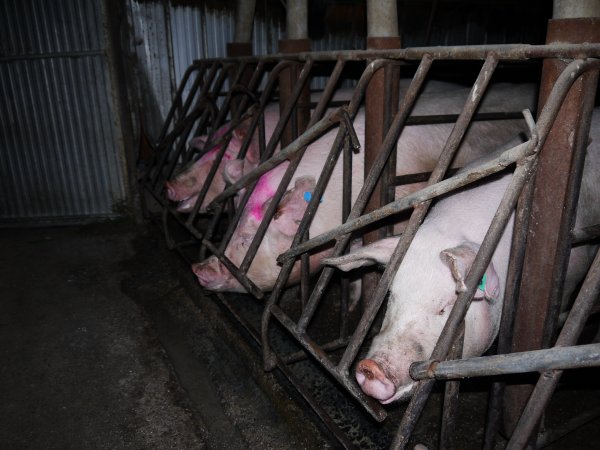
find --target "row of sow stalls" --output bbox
[140,42,600,449]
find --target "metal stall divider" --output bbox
[142,43,600,449]
[259,49,600,448]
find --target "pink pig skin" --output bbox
[165,104,280,213]
[192,82,537,295]
[325,109,600,404]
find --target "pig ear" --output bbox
[223,159,245,184]
[270,176,316,237]
[323,236,401,271]
[439,242,500,302]
[233,115,261,164]
[188,136,207,151]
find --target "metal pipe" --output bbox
[507,246,600,450]
[553,0,600,18]
[503,18,600,437]
[411,343,600,380]
[367,0,399,37]
[279,140,531,262]
[392,57,600,450]
[234,0,256,43]
[286,0,308,40]
[190,43,600,65]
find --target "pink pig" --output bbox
[165,104,279,213]
[192,82,537,294]
[324,109,600,404]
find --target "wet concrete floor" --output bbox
[0,222,329,449]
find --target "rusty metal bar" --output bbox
[199,58,347,298]
[269,304,387,422]
[439,323,465,450]
[215,59,305,254]
[411,342,600,380]
[363,35,401,309]
[239,59,315,273]
[504,17,600,436]
[279,140,530,262]
[191,43,600,65]
[212,294,358,450]
[150,61,224,186]
[293,56,433,335]
[391,150,538,450]
[338,53,504,371]
[157,62,204,143]
[260,60,390,376]
[392,57,599,450]
[506,250,600,449]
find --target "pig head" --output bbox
[165,106,278,213]
[324,172,513,404]
[192,173,321,292]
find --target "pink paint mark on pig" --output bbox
[248,174,276,221]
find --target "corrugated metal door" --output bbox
[0,0,128,224]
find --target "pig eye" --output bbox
[438,307,446,316]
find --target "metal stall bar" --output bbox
[195,57,359,301]
[410,342,600,380]
[506,185,600,448]
[200,60,322,295]
[391,137,538,450]
[487,57,600,448]
[149,61,224,187]
[156,62,204,143]
[391,57,596,450]
[262,55,510,421]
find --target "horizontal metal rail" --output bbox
[410,342,600,380]
[192,43,600,64]
[392,57,600,450]
[278,139,531,262]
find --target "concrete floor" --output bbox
[0,222,329,449]
[3,221,599,450]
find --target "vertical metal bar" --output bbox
[362,35,401,307]
[503,18,600,436]
[393,56,599,450]
[292,56,432,339]
[239,59,315,273]
[506,245,600,450]
[439,323,465,450]
[339,53,499,373]
[391,153,538,450]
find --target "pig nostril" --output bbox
[362,368,374,380]
[356,372,366,385]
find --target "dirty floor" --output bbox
[0,222,329,449]
[2,221,599,450]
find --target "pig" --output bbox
[164,89,354,213]
[165,103,279,213]
[323,109,600,404]
[192,82,537,294]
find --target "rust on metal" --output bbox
[503,17,600,437]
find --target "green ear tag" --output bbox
[477,273,487,291]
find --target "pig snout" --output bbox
[191,256,243,292]
[355,359,397,403]
[192,257,226,290]
[356,356,418,404]
[165,181,176,201]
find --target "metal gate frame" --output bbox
[140,42,600,449]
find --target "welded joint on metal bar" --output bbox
[337,109,362,153]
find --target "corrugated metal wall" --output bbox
[0,0,127,224]
[0,0,549,224]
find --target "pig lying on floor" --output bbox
[192,83,535,295]
[324,109,600,404]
